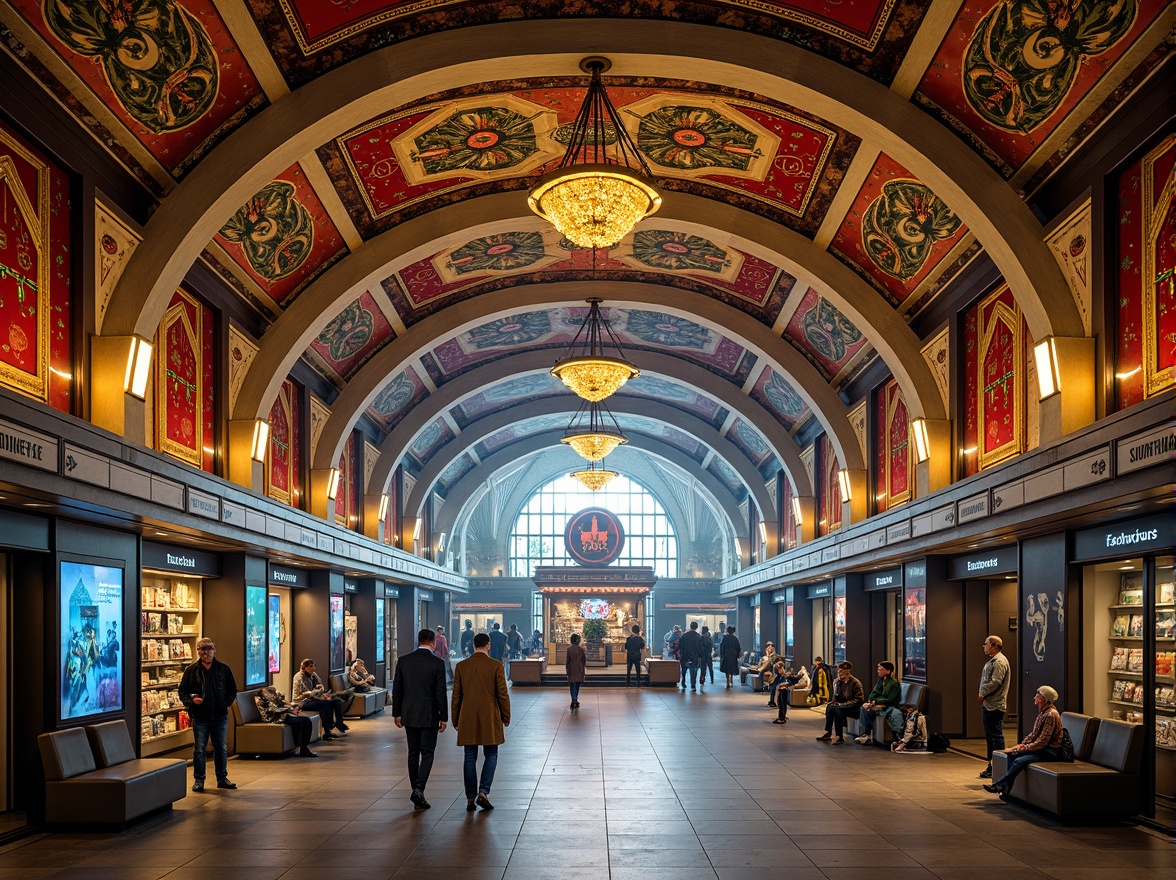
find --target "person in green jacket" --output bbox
[854,660,903,745]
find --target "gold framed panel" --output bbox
[265,383,294,505]
[976,288,1024,471]
[1142,135,1176,397]
[155,291,203,467]
[883,380,912,508]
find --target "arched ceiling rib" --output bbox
[105,20,1080,350]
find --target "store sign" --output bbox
[186,488,220,520]
[0,418,57,471]
[806,583,831,599]
[1116,423,1175,476]
[904,560,927,589]
[957,492,989,523]
[1073,514,1175,562]
[344,580,358,593]
[772,589,789,604]
[418,589,433,601]
[565,507,625,566]
[142,541,220,576]
[384,585,399,598]
[267,564,308,588]
[948,546,1017,580]
[864,567,903,592]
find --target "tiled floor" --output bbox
[3,686,1172,879]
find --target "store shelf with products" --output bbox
[140,574,202,756]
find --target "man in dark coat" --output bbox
[625,624,645,687]
[678,621,703,692]
[179,637,238,792]
[392,628,448,809]
[719,626,742,689]
[460,619,475,657]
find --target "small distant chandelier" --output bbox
[551,298,639,402]
[528,56,661,249]
[562,398,628,462]
[569,461,619,492]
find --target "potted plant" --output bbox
[582,619,607,644]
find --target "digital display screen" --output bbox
[60,561,123,720]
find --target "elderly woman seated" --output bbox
[349,658,377,691]
[254,686,317,757]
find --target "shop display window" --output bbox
[139,573,202,756]
[268,594,281,673]
[245,585,266,686]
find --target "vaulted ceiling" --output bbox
[5,1,1167,534]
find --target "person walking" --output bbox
[460,620,475,657]
[625,624,645,687]
[977,635,1011,779]
[392,629,448,810]
[678,621,703,691]
[566,632,587,709]
[452,632,511,811]
[434,625,453,683]
[719,625,741,689]
[179,637,238,792]
[699,626,715,684]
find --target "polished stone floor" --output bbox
[2,685,1173,879]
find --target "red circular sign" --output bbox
[565,507,625,567]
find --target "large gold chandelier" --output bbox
[562,398,628,462]
[528,57,661,249]
[569,461,619,492]
[551,298,639,402]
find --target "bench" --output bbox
[991,712,1143,820]
[330,674,386,718]
[37,721,186,826]
[738,652,760,688]
[644,658,681,685]
[231,689,322,756]
[508,657,547,684]
[846,680,928,743]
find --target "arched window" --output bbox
[509,475,678,578]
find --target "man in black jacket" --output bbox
[392,628,448,809]
[179,637,238,792]
[678,621,703,692]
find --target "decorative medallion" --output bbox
[367,368,423,432]
[565,507,626,567]
[622,230,741,279]
[861,179,961,280]
[440,231,552,278]
[621,311,714,350]
[632,100,780,179]
[802,296,864,362]
[219,180,314,283]
[318,298,375,361]
[466,312,555,349]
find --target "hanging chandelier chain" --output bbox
[557,62,655,179]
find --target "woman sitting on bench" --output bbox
[254,686,317,757]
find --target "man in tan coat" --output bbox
[452,632,511,811]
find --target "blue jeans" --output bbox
[569,682,581,703]
[994,746,1062,792]
[192,715,229,782]
[982,707,1006,762]
[680,660,697,688]
[464,744,499,798]
[857,705,903,738]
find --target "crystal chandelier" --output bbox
[528,57,661,249]
[561,398,628,462]
[569,461,619,492]
[552,298,639,402]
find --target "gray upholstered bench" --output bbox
[846,680,927,743]
[330,674,386,717]
[231,689,321,756]
[991,712,1142,820]
[38,721,186,826]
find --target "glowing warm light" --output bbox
[378,494,390,522]
[250,420,270,461]
[563,431,626,462]
[1034,338,1060,399]
[791,496,803,525]
[552,356,638,402]
[911,418,930,463]
[325,467,341,501]
[837,468,853,502]
[124,336,153,399]
[570,464,619,491]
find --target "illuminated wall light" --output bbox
[911,417,930,463]
[123,336,153,399]
[412,518,422,542]
[962,446,978,455]
[757,522,767,546]
[1115,366,1141,380]
[378,494,390,522]
[325,467,341,501]
[790,496,803,525]
[49,366,72,380]
[250,419,270,462]
[437,532,447,553]
[837,468,853,502]
[1033,337,1061,400]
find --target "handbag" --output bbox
[806,693,819,706]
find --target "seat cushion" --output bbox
[38,728,96,781]
[85,721,136,768]
[1059,712,1100,763]
[1089,719,1143,773]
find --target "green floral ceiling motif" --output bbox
[963,0,1137,133]
[318,299,374,361]
[861,179,960,280]
[370,371,416,419]
[220,181,314,282]
[44,0,219,133]
[465,311,553,349]
[411,106,540,175]
[628,230,731,274]
[637,104,762,171]
[623,311,714,350]
[446,231,547,275]
[764,371,806,419]
[802,297,862,362]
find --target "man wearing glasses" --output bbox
[180,638,239,792]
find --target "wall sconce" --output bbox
[911,418,930,463]
[1034,337,1060,400]
[325,467,341,501]
[378,494,390,522]
[757,522,767,546]
[250,419,270,461]
[123,336,153,399]
[837,468,853,502]
[412,517,422,543]
[437,532,447,553]
[791,496,803,525]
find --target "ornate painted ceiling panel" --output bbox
[7,0,267,180]
[318,85,857,240]
[748,366,812,433]
[619,413,717,463]
[438,453,475,491]
[407,416,455,468]
[709,456,744,495]
[421,307,757,388]
[781,288,873,382]
[915,0,1164,178]
[454,373,565,427]
[385,228,794,327]
[613,375,727,429]
[828,153,969,307]
[307,291,396,382]
[247,1,925,87]
[213,163,350,308]
[726,417,773,469]
[364,365,428,432]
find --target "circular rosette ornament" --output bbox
[637,105,762,172]
[220,181,314,283]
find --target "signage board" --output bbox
[267,564,308,588]
[1073,514,1175,562]
[948,545,1018,580]
[863,567,903,592]
[143,542,220,577]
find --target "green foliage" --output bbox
[582,619,607,642]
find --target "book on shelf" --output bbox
[1110,615,1130,637]
[1157,686,1175,707]
[1161,581,1175,605]
[1158,718,1176,748]
[1111,679,1128,701]
[1118,588,1144,605]
[1128,648,1144,671]
[1157,610,1176,639]
[1119,571,1143,594]
[1110,647,1128,670]
[1128,614,1144,637]
[1157,652,1175,676]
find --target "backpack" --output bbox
[1059,727,1075,762]
[928,732,951,753]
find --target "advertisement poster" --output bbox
[60,561,123,720]
[245,585,267,686]
[833,595,847,663]
[268,594,281,673]
[345,613,357,667]
[375,599,385,663]
[330,594,344,671]
[904,586,927,680]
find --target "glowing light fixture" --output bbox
[250,419,270,462]
[1034,337,1061,400]
[561,398,627,462]
[378,494,390,522]
[551,298,639,402]
[124,336,153,399]
[911,417,930,463]
[837,468,853,503]
[325,467,341,501]
[791,496,803,525]
[527,57,661,248]
[569,461,620,491]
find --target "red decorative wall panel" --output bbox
[818,433,842,537]
[155,288,213,471]
[876,379,910,513]
[266,379,301,506]
[963,286,1029,476]
[335,434,356,529]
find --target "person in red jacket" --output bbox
[984,685,1064,798]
